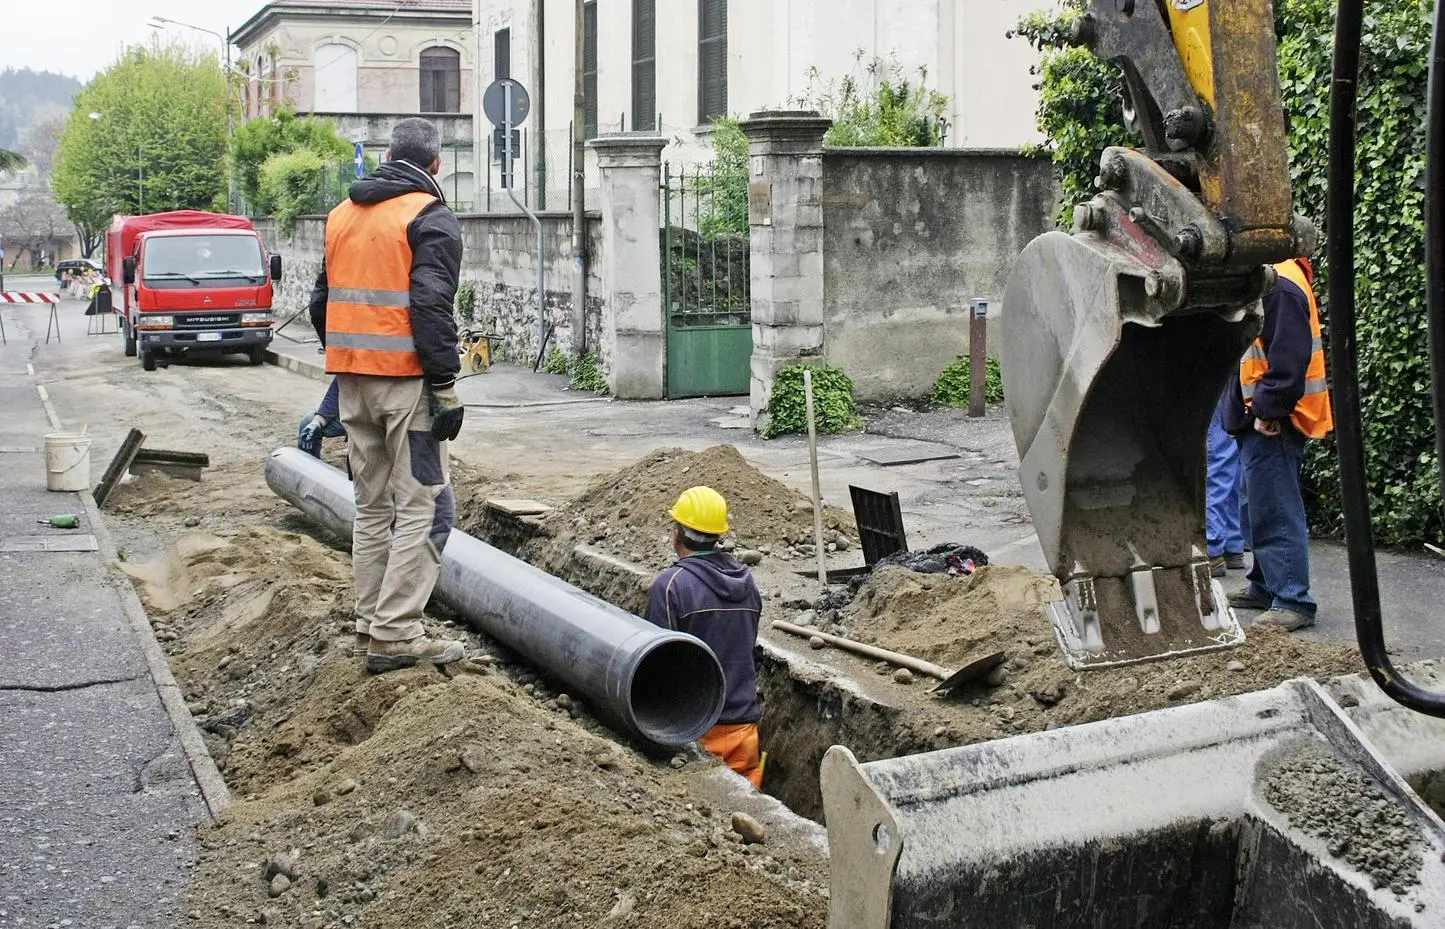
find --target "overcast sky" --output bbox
[2,0,265,82]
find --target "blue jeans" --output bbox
[297,414,347,458]
[1206,395,1244,557]
[1239,426,1316,617]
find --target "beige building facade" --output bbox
[232,0,479,209]
[472,0,1054,207]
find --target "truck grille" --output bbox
[176,313,241,329]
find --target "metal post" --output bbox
[969,298,989,417]
[663,165,672,318]
[503,82,547,364]
[804,370,828,586]
[571,0,588,356]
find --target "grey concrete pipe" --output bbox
[264,447,726,746]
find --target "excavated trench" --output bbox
[458,505,1445,927]
[461,506,914,824]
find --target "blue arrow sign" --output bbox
[354,142,365,179]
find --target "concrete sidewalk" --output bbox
[0,300,220,928]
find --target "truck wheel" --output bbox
[123,323,136,357]
[247,346,266,366]
[140,348,157,372]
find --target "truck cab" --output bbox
[108,211,282,372]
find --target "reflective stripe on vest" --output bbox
[323,191,436,377]
[1239,259,1334,439]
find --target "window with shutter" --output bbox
[495,29,511,82]
[420,46,461,113]
[632,0,656,131]
[583,2,599,138]
[697,0,727,124]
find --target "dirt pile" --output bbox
[835,564,1362,740]
[126,527,825,928]
[541,445,856,571]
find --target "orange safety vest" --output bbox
[323,191,436,377]
[1240,258,1334,439]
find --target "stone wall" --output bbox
[821,148,1057,401]
[253,212,606,369]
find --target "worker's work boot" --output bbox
[1227,587,1271,611]
[366,635,466,673]
[1252,608,1316,632]
[353,632,371,658]
[1225,553,1247,571]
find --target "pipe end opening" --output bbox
[630,639,726,746]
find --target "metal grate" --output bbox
[848,486,909,566]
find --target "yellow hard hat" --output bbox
[669,486,730,536]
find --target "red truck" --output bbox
[107,210,282,371]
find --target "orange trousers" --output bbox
[700,722,763,788]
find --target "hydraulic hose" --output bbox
[1328,0,1445,716]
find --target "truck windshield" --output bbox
[142,236,265,281]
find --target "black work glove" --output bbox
[430,385,464,442]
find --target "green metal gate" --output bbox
[662,164,752,399]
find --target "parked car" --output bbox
[54,258,103,281]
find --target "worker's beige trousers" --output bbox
[338,374,455,642]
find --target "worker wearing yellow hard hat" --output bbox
[645,486,765,788]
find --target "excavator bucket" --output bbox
[820,678,1445,928]
[999,192,1263,669]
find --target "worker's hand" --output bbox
[299,414,326,445]
[429,385,465,442]
[1253,417,1282,437]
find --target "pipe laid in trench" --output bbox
[264,447,726,746]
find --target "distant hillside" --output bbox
[0,68,81,153]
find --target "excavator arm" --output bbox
[1001,0,1315,669]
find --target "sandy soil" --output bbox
[102,427,1368,928]
[119,523,827,928]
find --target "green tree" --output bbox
[258,148,327,235]
[230,109,353,213]
[0,149,24,172]
[52,39,227,222]
[1013,0,1440,547]
[694,117,749,238]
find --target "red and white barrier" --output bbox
[0,292,65,345]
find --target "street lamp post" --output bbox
[150,16,236,212]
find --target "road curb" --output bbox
[35,386,232,823]
[265,345,328,381]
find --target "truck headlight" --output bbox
[136,316,174,330]
[241,312,273,327]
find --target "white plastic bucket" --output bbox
[44,433,92,493]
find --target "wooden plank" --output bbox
[485,498,554,517]
[129,461,203,482]
[132,448,211,467]
[93,428,146,509]
[0,535,99,553]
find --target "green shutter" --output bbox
[698,0,727,123]
[584,2,599,138]
[632,0,656,130]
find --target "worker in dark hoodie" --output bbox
[308,117,467,673]
[644,486,765,787]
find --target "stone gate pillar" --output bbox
[591,134,668,400]
[739,111,832,429]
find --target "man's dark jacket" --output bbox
[1224,275,1315,435]
[308,159,462,390]
[644,552,763,725]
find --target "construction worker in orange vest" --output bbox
[307,118,467,673]
[644,487,765,788]
[1224,257,1334,631]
